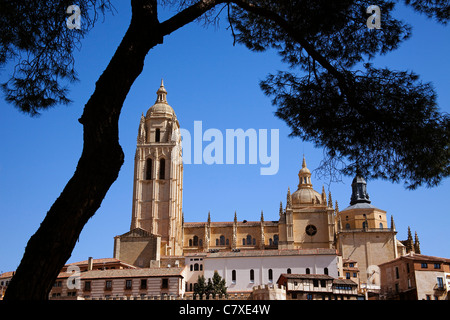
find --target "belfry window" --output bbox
[155,128,161,142]
[159,158,165,180]
[146,159,152,180]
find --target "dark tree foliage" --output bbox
[194,272,227,299]
[229,0,450,189]
[0,0,114,116]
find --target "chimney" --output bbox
[88,257,93,271]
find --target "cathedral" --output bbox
[113,81,420,289]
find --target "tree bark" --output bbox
[4,0,228,301]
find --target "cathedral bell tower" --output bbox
[130,80,183,256]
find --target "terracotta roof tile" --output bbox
[205,248,337,258]
[79,267,185,280]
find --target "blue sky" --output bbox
[0,2,449,273]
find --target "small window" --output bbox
[421,263,428,269]
[434,263,441,269]
[84,281,91,291]
[395,267,399,279]
[324,267,329,275]
[105,280,112,290]
[220,235,225,246]
[379,223,383,229]
[437,277,444,289]
[268,269,273,282]
[232,270,236,284]
[287,268,291,274]
[193,235,198,246]
[146,158,152,180]
[246,235,252,245]
[155,128,161,142]
[345,223,350,230]
[161,278,169,289]
[306,268,310,274]
[159,158,165,180]
[250,269,254,282]
[140,279,147,289]
[320,280,326,288]
[125,279,132,289]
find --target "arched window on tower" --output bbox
[146,158,152,180]
[155,128,161,142]
[159,158,165,180]
[220,235,225,246]
[246,235,252,245]
[193,236,198,246]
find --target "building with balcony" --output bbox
[379,252,450,300]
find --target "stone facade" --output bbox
[277,274,359,300]
[379,253,450,300]
[130,80,183,257]
[112,81,423,298]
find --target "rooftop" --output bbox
[203,248,337,258]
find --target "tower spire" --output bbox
[156,78,168,103]
[298,155,312,188]
[279,201,284,217]
[414,231,421,254]
[328,191,333,208]
[350,174,371,205]
[286,187,292,208]
[390,215,396,231]
[321,185,327,204]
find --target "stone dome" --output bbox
[292,187,323,205]
[291,156,324,205]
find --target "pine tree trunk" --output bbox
[4,0,162,300]
[4,0,227,300]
